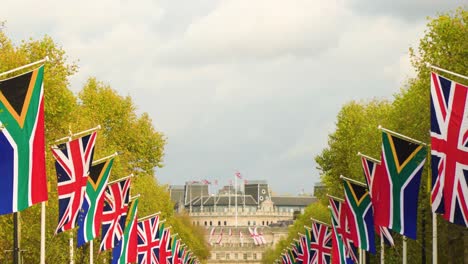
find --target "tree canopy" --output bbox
[0,26,209,263]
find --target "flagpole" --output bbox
[13,212,20,264]
[381,235,385,264]
[40,202,46,264]
[427,64,468,80]
[235,174,238,228]
[378,125,427,146]
[433,213,437,264]
[340,175,367,187]
[107,174,134,185]
[310,218,331,227]
[90,240,93,264]
[357,152,380,163]
[69,233,74,264]
[0,57,49,77]
[403,236,408,264]
[92,152,119,165]
[138,212,161,222]
[53,125,101,145]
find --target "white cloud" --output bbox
[1,0,461,193]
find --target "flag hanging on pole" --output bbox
[342,178,376,253]
[158,228,172,264]
[137,215,161,264]
[295,234,310,264]
[112,197,139,264]
[329,196,358,263]
[378,129,427,239]
[51,132,97,233]
[76,158,114,246]
[360,155,394,246]
[0,65,47,215]
[430,72,468,227]
[309,222,332,264]
[100,178,131,251]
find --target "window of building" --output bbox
[247,221,250,226]
[262,221,264,225]
[226,253,230,260]
[253,253,257,260]
[243,253,247,260]
[210,221,212,226]
[224,221,227,226]
[218,221,221,226]
[234,253,238,259]
[253,221,256,225]
[204,221,207,226]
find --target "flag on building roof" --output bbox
[342,179,375,253]
[360,155,394,246]
[309,221,332,264]
[137,215,161,264]
[235,171,242,179]
[430,72,468,227]
[77,158,114,246]
[100,178,131,251]
[0,65,47,215]
[216,228,223,244]
[51,132,97,233]
[112,197,139,264]
[378,130,427,239]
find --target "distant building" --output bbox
[169,180,317,264]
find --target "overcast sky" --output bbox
[1,0,465,195]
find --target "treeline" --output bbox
[263,8,467,264]
[0,24,209,263]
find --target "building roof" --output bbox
[188,195,258,206]
[270,196,316,206]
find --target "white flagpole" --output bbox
[40,202,46,264]
[89,240,93,264]
[69,233,74,264]
[0,57,49,77]
[428,64,468,80]
[433,212,437,264]
[403,236,408,264]
[235,174,238,228]
[381,235,385,264]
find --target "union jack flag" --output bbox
[430,72,468,227]
[51,132,97,234]
[100,178,131,251]
[158,228,172,264]
[137,215,161,264]
[309,222,331,264]
[295,234,310,264]
[329,197,358,263]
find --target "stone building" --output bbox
[169,180,316,264]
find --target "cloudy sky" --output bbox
[1,0,465,194]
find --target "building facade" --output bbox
[170,181,316,264]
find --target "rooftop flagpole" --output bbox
[0,56,49,78]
